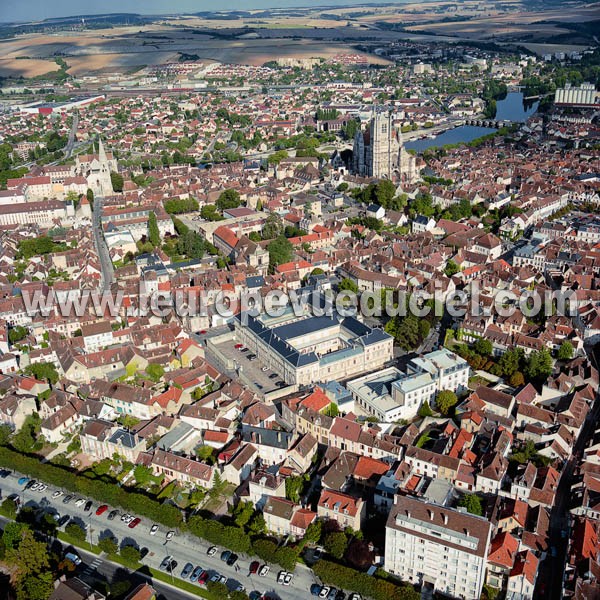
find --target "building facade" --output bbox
[385,495,492,600]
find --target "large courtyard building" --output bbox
[385,495,492,600]
[347,348,469,421]
[234,299,393,385]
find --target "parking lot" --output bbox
[212,339,286,394]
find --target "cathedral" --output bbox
[352,110,417,182]
[75,138,117,196]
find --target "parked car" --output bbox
[74,498,85,507]
[63,495,73,504]
[57,515,70,527]
[17,477,29,486]
[159,556,174,570]
[95,505,108,516]
[249,561,260,575]
[84,500,93,512]
[128,517,141,529]
[64,552,81,566]
[166,530,174,541]
[207,546,217,556]
[52,490,63,499]
[198,571,209,585]
[234,343,244,349]
[37,483,47,493]
[277,571,293,585]
[221,550,231,562]
[190,566,203,582]
[335,591,346,600]
[348,594,362,600]
[150,524,159,535]
[226,553,238,566]
[311,584,323,596]
[258,564,270,577]
[181,563,194,579]
[107,510,119,520]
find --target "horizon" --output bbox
[1,0,403,24]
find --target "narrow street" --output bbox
[92,195,114,292]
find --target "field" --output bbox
[0,0,597,79]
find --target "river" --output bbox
[405,92,539,152]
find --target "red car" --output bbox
[95,504,109,516]
[234,343,243,349]
[249,561,259,574]
[198,571,209,585]
[128,517,141,529]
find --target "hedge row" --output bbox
[313,559,419,600]
[0,447,183,529]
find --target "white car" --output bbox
[166,530,174,541]
[261,366,268,372]
[37,484,47,492]
[30,482,40,491]
[150,524,159,535]
[258,564,270,577]
[319,587,331,599]
[75,498,85,507]
[283,572,293,586]
[52,490,63,499]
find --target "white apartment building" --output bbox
[385,495,492,600]
[347,348,469,421]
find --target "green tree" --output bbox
[148,212,160,247]
[8,326,28,345]
[509,371,525,387]
[524,348,553,382]
[267,235,293,271]
[200,204,223,221]
[16,572,54,600]
[444,260,460,277]
[323,531,348,560]
[6,528,49,576]
[11,413,41,454]
[110,172,124,193]
[285,475,306,503]
[474,338,493,357]
[0,423,12,446]
[304,520,322,544]
[417,401,433,418]
[216,189,241,211]
[557,341,574,361]
[98,535,118,555]
[65,522,86,542]
[436,390,458,415]
[145,363,164,382]
[195,445,216,464]
[24,362,59,385]
[262,213,283,240]
[120,544,141,566]
[0,497,18,519]
[499,348,522,377]
[267,149,289,165]
[458,493,483,516]
[3,522,28,550]
[338,278,358,293]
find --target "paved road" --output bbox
[0,514,197,600]
[0,471,318,600]
[65,114,79,159]
[92,195,114,292]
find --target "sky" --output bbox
[1,0,386,23]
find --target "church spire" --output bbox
[98,137,108,165]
